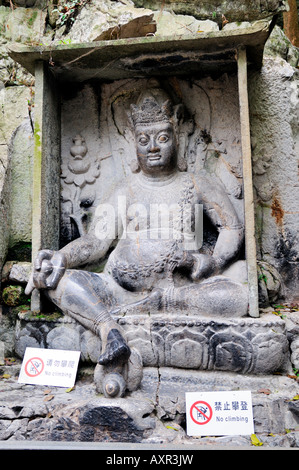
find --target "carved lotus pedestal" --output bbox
[15,309,291,399]
[92,311,291,396]
[118,313,290,375]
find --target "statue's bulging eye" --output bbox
[138,136,149,146]
[158,134,169,143]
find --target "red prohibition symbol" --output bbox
[190,401,213,425]
[25,357,44,377]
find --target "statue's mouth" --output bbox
[148,154,161,161]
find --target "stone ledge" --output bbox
[8,20,272,81]
[120,312,290,374]
[0,364,298,446]
[15,310,292,375]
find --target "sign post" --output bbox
[186,391,254,437]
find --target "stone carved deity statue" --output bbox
[26,84,248,396]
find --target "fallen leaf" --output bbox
[258,388,271,395]
[1,374,11,379]
[44,395,54,402]
[251,434,263,446]
[65,386,75,393]
[165,424,180,431]
[43,389,52,395]
[291,394,299,401]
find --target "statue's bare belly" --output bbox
[103,173,198,291]
[105,232,184,292]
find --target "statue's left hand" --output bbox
[25,250,67,295]
[191,253,218,281]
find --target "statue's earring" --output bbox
[177,155,188,172]
[130,159,141,173]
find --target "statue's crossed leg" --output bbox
[44,268,248,366]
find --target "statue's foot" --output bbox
[109,289,163,316]
[98,328,131,366]
[147,288,163,308]
[132,288,163,311]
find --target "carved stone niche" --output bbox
[9,24,292,393]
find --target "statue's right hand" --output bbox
[25,250,67,295]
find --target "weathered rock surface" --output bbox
[53,1,155,43]
[0,362,299,447]
[249,55,299,303]
[3,261,32,284]
[131,0,287,24]
[0,5,46,45]
[0,85,32,272]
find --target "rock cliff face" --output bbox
[131,0,287,22]
[249,48,299,302]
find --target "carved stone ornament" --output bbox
[61,135,100,237]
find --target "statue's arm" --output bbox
[25,234,113,295]
[213,223,244,269]
[59,233,112,269]
[26,190,120,294]
[191,174,244,280]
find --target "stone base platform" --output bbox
[15,311,291,375]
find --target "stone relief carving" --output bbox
[25,78,289,398]
[61,135,101,240]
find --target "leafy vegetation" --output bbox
[52,0,90,31]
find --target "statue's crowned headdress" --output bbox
[130,97,174,127]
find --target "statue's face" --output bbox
[135,122,177,176]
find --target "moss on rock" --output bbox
[2,284,27,306]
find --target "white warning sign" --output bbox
[186,390,254,436]
[18,347,80,388]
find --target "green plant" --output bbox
[272,304,287,319]
[258,266,268,284]
[258,272,268,283]
[53,0,90,28]
[58,38,72,45]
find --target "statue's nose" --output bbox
[149,136,160,153]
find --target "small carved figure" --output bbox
[61,135,100,237]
